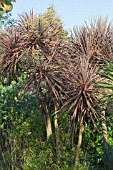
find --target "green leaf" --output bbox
[100,72,113,81]
[96,83,113,89]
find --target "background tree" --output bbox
[0,0,15,13]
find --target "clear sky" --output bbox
[12,0,113,30]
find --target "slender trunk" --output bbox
[45,105,52,140]
[70,118,75,147]
[70,118,77,147]
[42,103,52,140]
[101,111,108,150]
[70,107,78,147]
[54,102,60,164]
[101,110,110,167]
[74,116,84,170]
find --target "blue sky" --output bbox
[12,0,113,30]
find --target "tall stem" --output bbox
[54,101,60,164]
[74,116,84,170]
[101,110,110,166]
[101,111,108,149]
[45,105,52,140]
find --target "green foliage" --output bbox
[0,0,15,13]
[96,60,113,169]
[103,145,113,170]
[0,80,74,170]
[0,80,40,169]
[38,6,67,39]
[97,60,113,90]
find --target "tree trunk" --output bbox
[44,105,52,140]
[70,118,77,147]
[54,102,60,164]
[101,111,108,150]
[70,107,78,147]
[74,116,84,170]
[101,110,110,168]
[70,118,75,147]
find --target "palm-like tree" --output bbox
[71,18,113,64]
[0,8,67,163]
[61,56,99,169]
[61,18,113,169]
